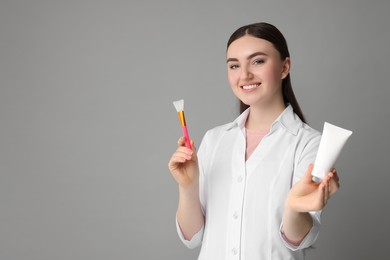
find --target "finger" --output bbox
[317,182,326,210]
[329,181,340,196]
[190,140,197,152]
[176,146,194,155]
[189,140,199,161]
[324,173,334,203]
[324,178,329,205]
[326,171,340,196]
[174,149,193,161]
[302,164,315,183]
[328,176,340,196]
[168,155,186,167]
[175,139,194,153]
[177,136,186,147]
[169,149,193,164]
[178,137,197,155]
[330,168,339,182]
[170,154,191,167]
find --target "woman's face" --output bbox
[226,35,290,108]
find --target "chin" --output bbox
[240,98,262,107]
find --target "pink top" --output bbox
[245,128,268,161]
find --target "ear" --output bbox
[281,57,291,79]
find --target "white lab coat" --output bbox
[176,105,322,260]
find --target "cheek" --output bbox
[269,62,285,79]
[261,66,281,84]
[227,72,237,86]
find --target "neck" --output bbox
[245,101,286,131]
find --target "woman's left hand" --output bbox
[286,164,340,212]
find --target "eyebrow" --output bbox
[226,51,268,63]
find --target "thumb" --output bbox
[190,140,199,162]
[177,136,186,147]
[190,140,197,152]
[302,163,315,183]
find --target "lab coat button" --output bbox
[233,211,239,219]
[232,248,238,255]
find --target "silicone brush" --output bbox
[173,99,191,149]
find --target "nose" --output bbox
[241,65,253,80]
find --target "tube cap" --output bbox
[311,165,328,182]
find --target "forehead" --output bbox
[227,35,278,58]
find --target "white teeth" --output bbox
[242,84,259,90]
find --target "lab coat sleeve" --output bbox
[175,130,210,249]
[280,129,322,250]
[293,130,321,185]
[176,216,204,249]
[279,211,321,251]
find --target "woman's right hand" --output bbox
[168,136,199,189]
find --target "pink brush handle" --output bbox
[182,125,191,149]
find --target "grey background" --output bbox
[0,0,388,259]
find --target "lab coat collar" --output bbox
[225,104,302,136]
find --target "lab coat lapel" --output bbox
[231,128,246,181]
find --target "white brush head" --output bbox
[173,99,184,112]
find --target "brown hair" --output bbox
[227,22,307,123]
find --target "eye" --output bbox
[229,64,240,70]
[253,59,265,65]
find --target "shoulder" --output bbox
[298,122,321,140]
[279,108,322,161]
[204,121,234,137]
[197,121,235,170]
[293,122,322,164]
[293,122,322,153]
[199,121,234,149]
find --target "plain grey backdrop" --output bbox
[1,0,389,259]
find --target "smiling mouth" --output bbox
[241,83,260,90]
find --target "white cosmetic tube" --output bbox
[312,122,353,182]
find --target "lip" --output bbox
[240,83,261,92]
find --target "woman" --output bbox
[168,22,339,260]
